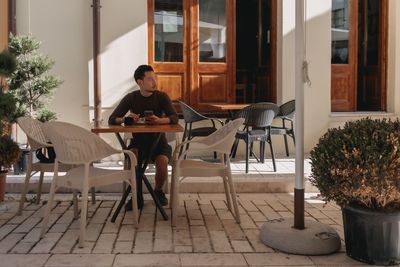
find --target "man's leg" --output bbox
[154,154,169,190]
[154,154,169,206]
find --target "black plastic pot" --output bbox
[343,205,400,266]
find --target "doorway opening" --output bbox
[235,0,276,104]
[357,0,385,111]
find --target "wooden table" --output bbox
[207,104,250,119]
[92,123,183,221]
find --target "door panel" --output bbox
[190,0,234,110]
[148,0,189,103]
[156,74,184,100]
[331,0,357,112]
[199,74,227,102]
[0,0,8,50]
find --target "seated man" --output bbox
[108,64,178,210]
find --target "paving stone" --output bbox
[238,214,258,229]
[0,224,18,240]
[45,254,114,267]
[239,199,259,211]
[309,252,366,266]
[153,238,172,252]
[113,241,132,253]
[211,200,228,210]
[0,254,50,267]
[22,227,41,243]
[114,254,180,267]
[221,219,246,240]
[231,240,253,252]
[199,204,216,216]
[173,229,191,246]
[117,225,135,241]
[174,245,192,252]
[190,225,208,238]
[248,211,266,222]
[10,241,35,253]
[85,223,103,242]
[244,252,314,266]
[52,229,79,253]
[92,233,117,253]
[91,207,112,224]
[30,232,63,253]
[193,237,212,252]
[8,210,34,224]
[0,233,24,253]
[209,231,232,252]
[48,223,69,233]
[72,241,95,254]
[13,217,41,233]
[180,253,247,266]
[133,231,153,253]
[204,216,223,231]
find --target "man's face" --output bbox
[137,71,157,92]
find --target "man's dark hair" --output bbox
[134,65,154,82]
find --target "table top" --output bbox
[91,123,184,134]
[208,104,249,110]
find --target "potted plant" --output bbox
[310,118,400,266]
[0,49,21,201]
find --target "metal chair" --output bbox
[178,100,223,158]
[231,103,279,173]
[16,117,78,215]
[271,100,295,157]
[40,121,139,247]
[170,118,245,226]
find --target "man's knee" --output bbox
[155,155,169,168]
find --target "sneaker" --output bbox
[154,190,168,206]
[125,196,144,211]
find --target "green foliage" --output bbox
[0,135,20,173]
[0,50,16,78]
[7,34,61,119]
[310,118,400,211]
[0,50,20,171]
[36,109,57,122]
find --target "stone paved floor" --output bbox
[0,193,370,267]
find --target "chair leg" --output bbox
[222,176,232,212]
[130,175,139,228]
[40,179,57,238]
[231,139,239,158]
[260,141,265,164]
[79,187,89,248]
[227,171,240,223]
[169,165,175,209]
[18,166,32,215]
[268,138,277,172]
[91,187,96,204]
[36,171,45,205]
[245,138,250,173]
[72,190,79,219]
[171,169,180,227]
[284,134,289,157]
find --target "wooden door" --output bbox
[331,0,358,112]
[357,0,387,111]
[189,0,234,110]
[148,0,189,104]
[0,0,8,50]
[148,0,234,111]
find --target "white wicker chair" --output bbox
[170,118,245,226]
[16,117,77,215]
[40,121,139,247]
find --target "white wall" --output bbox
[17,0,92,128]
[280,0,331,152]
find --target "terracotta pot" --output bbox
[0,172,6,202]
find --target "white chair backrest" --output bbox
[17,117,50,150]
[43,121,120,164]
[196,118,245,155]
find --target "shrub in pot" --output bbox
[310,118,400,266]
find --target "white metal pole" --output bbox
[294,0,305,229]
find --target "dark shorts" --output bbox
[128,133,172,162]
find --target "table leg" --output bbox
[111,132,169,221]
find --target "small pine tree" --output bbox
[7,34,62,120]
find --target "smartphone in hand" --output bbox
[144,110,154,117]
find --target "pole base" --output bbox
[260,218,341,255]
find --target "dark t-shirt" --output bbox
[108,90,178,159]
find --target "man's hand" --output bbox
[126,113,140,123]
[145,115,170,125]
